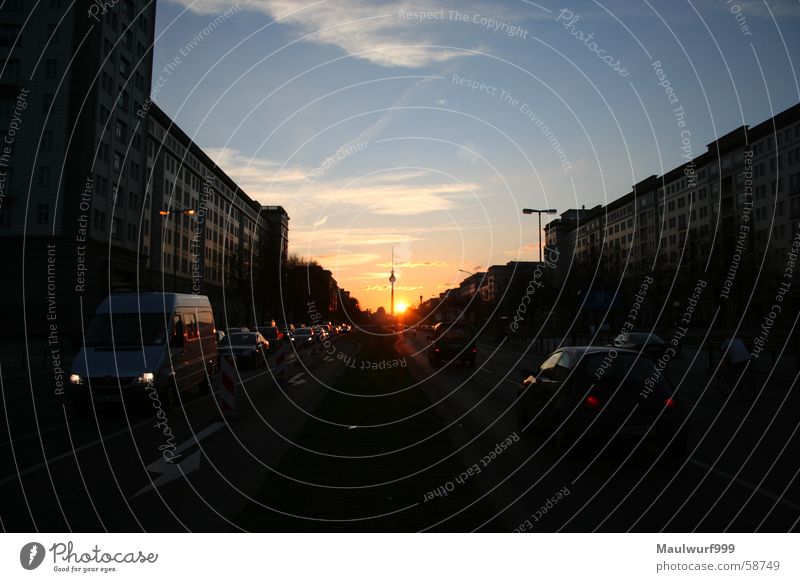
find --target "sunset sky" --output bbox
[154,0,800,311]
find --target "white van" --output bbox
[68,292,218,411]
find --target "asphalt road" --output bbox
[1,332,798,531]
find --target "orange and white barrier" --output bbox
[271,341,298,380]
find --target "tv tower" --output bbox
[389,247,396,316]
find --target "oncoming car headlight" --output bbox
[69,373,83,385]
[134,372,155,384]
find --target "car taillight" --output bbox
[665,397,676,408]
[434,347,441,352]
[471,347,477,353]
[584,395,601,408]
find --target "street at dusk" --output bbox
[1,1,800,580]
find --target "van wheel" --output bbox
[161,380,178,411]
[198,365,214,395]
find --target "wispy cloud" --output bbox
[205,146,478,216]
[167,0,475,67]
[700,0,800,19]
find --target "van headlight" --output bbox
[134,372,155,384]
[69,373,83,385]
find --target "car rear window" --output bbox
[577,353,671,395]
[439,325,473,340]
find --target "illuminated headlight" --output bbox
[134,372,155,384]
[69,373,83,385]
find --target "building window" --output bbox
[38,167,51,188]
[0,24,22,48]
[0,58,20,81]
[119,89,129,112]
[119,56,130,77]
[127,222,137,241]
[101,71,113,94]
[0,207,11,228]
[93,210,106,231]
[41,130,53,151]
[111,217,122,239]
[44,59,57,79]
[42,94,54,114]
[35,203,49,224]
[114,118,128,141]
[100,106,110,124]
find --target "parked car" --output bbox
[312,325,328,342]
[427,322,477,367]
[403,325,417,337]
[291,327,316,349]
[277,323,295,336]
[218,332,269,368]
[517,347,686,457]
[68,292,218,412]
[227,326,250,334]
[611,331,666,357]
[256,326,284,351]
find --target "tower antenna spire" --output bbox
[389,247,396,316]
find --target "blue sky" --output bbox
[153,0,800,310]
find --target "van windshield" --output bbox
[86,313,168,347]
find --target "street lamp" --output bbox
[522,208,558,263]
[158,207,197,290]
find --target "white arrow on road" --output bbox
[287,372,307,386]
[323,355,335,362]
[131,421,225,499]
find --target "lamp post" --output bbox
[158,207,196,291]
[522,208,558,263]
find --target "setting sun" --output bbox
[394,301,408,314]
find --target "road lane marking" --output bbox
[287,372,307,386]
[131,421,225,498]
[0,393,221,486]
[688,457,800,512]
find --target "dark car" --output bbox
[517,347,686,457]
[428,322,477,367]
[610,331,666,358]
[290,327,316,349]
[218,332,269,368]
[256,326,284,351]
